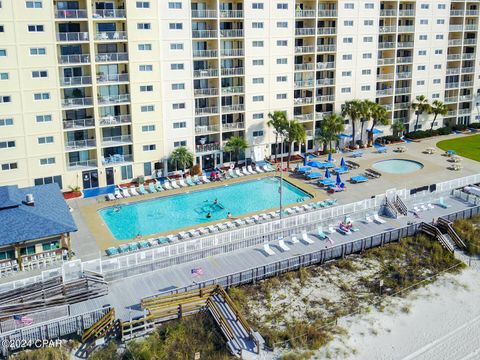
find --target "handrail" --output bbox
[395,196,408,216]
[385,198,398,218]
[81,308,116,343]
[437,218,466,250]
[420,222,454,253]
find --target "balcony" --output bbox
[317,78,334,86]
[59,54,90,64]
[377,58,395,65]
[194,88,219,97]
[316,111,332,119]
[295,80,314,89]
[219,10,243,18]
[101,135,133,146]
[191,10,217,18]
[466,10,480,16]
[447,54,462,61]
[376,89,393,96]
[67,159,98,171]
[317,27,336,35]
[380,9,396,16]
[398,26,415,32]
[379,42,395,49]
[448,39,463,46]
[60,76,92,87]
[294,113,314,122]
[65,139,96,151]
[294,97,313,105]
[192,30,218,38]
[195,106,219,115]
[95,52,129,62]
[193,50,218,58]
[450,10,464,17]
[221,49,244,57]
[222,104,245,113]
[194,68,219,77]
[463,39,477,45]
[462,67,475,73]
[463,53,476,60]
[57,32,89,42]
[305,130,314,137]
[196,143,221,153]
[446,68,460,75]
[222,86,244,94]
[63,118,95,129]
[295,45,315,54]
[97,94,130,105]
[220,29,244,38]
[397,42,414,48]
[223,122,245,131]
[61,97,93,108]
[383,104,393,111]
[447,110,457,117]
[316,62,335,69]
[316,95,335,103]
[317,10,337,17]
[296,10,316,18]
[449,25,463,32]
[95,31,127,41]
[92,9,126,19]
[394,102,410,110]
[99,114,131,126]
[396,72,412,79]
[97,73,129,83]
[444,96,458,103]
[398,10,415,17]
[377,73,394,81]
[396,87,411,95]
[465,24,478,31]
[55,9,88,19]
[102,154,133,165]
[195,124,220,134]
[295,28,316,36]
[379,26,396,33]
[460,81,474,87]
[458,108,471,115]
[295,63,315,71]
[397,56,413,64]
[317,44,336,52]
[221,67,244,76]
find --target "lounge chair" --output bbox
[318,179,336,187]
[413,206,422,213]
[333,167,349,174]
[129,186,139,196]
[228,169,237,178]
[438,197,451,208]
[291,236,299,243]
[178,231,190,239]
[138,240,150,249]
[148,183,157,193]
[235,168,244,177]
[216,223,226,231]
[207,225,218,233]
[198,227,209,235]
[162,181,172,190]
[263,243,276,256]
[187,229,199,237]
[186,176,196,186]
[193,175,202,184]
[251,215,261,223]
[262,165,273,172]
[292,206,303,213]
[129,243,139,251]
[351,150,363,158]
[301,231,314,244]
[302,204,313,211]
[255,165,264,173]
[201,175,211,183]
[106,247,118,256]
[106,193,116,201]
[245,217,255,225]
[284,208,295,215]
[118,244,130,253]
[328,225,336,234]
[138,184,147,195]
[178,179,188,187]
[234,219,246,226]
[420,204,428,211]
[350,175,368,184]
[148,238,159,247]
[278,239,290,252]
[166,234,177,242]
[377,146,388,153]
[170,180,180,189]
[120,187,130,198]
[364,214,373,223]
[242,167,251,175]
[269,211,279,218]
[114,188,123,199]
[373,214,386,224]
[154,181,164,191]
[317,226,328,240]
[247,165,257,174]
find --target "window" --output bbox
[143,144,156,151]
[36,114,52,122]
[168,2,182,8]
[343,37,353,43]
[432,93,440,98]
[140,85,153,92]
[252,113,263,119]
[344,20,353,26]
[0,96,11,103]
[418,50,427,55]
[0,73,8,80]
[276,76,287,82]
[40,157,55,165]
[253,22,264,29]
[173,121,187,128]
[277,58,287,64]
[141,105,155,112]
[0,140,15,148]
[171,63,184,70]
[253,41,264,47]
[420,19,428,25]
[252,3,264,9]
[174,140,187,147]
[252,77,264,84]
[365,3,374,9]
[28,25,44,32]
[421,4,429,9]
[34,175,62,188]
[341,87,351,93]
[139,64,153,72]
[26,1,42,8]
[433,79,441,84]
[34,92,50,100]
[362,69,371,75]
[362,53,372,59]
[137,23,151,30]
[276,22,287,28]
[20,246,36,256]
[138,43,152,51]
[171,83,185,90]
[0,250,15,261]
[144,162,152,176]
[361,85,371,91]
[419,35,427,40]
[0,49,6,57]
[253,130,264,137]
[277,40,287,46]
[142,125,155,132]
[342,54,352,60]
[0,26,4,33]
[172,102,185,109]
[438,4,446,9]
[342,71,352,77]
[276,93,287,99]
[363,36,373,42]
[136,1,149,8]
[252,59,264,66]
[38,136,53,144]
[436,35,444,40]
[170,43,183,50]
[434,64,442,70]
[417,65,426,71]
[344,3,354,9]
[0,118,13,126]
[253,95,264,102]
[169,23,183,30]
[364,20,374,26]
[42,241,60,252]
[437,19,445,25]
[416,80,425,85]
[30,47,46,55]
[32,70,47,78]
[277,3,288,9]
[121,165,133,180]
[434,49,443,54]
[1,162,17,171]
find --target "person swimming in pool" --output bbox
[206,212,212,218]
[214,198,218,205]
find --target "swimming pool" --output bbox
[372,159,424,174]
[99,177,311,240]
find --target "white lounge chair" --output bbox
[187,229,199,237]
[279,239,290,252]
[163,181,173,190]
[263,243,276,256]
[166,234,177,242]
[225,222,236,229]
[364,214,373,223]
[291,236,299,244]
[245,218,255,225]
[373,214,386,224]
[178,231,190,239]
[427,203,435,209]
[207,225,218,233]
[198,227,209,235]
[216,223,226,231]
[106,193,115,201]
[235,168,244,177]
[178,179,188,187]
[120,187,130,198]
[328,225,336,234]
[234,219,246,226]
[302,204,313,211]
[263,165,273,172]
[170,180,180,189]
[155,182,164,191]
[114,189,123,199]
[201,175,211,183]
[242,167,251,175]
[247,165,257,174]
[129,186,139,196]
[292,206,303,213]
[269,211,279,218]
[413,206,422,213]
[285,208,295,215]
[301,231,314,244]
[255,165,264,173]
[420,204,428,211]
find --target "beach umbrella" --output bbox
[336,172,342,185]
[303,152,308,166]
[340,157,346,168]
[325,168,331,178]
[327,152,333,162]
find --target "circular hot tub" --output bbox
[372,159,424,174]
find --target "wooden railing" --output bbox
[81,308,116,343]
[420,222,454,253]
[437,218,467,250]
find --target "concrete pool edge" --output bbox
[372,158,425,174]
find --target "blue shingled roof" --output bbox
[0,183,77,246]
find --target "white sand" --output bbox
[318,267,480,360]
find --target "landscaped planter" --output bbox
[63,191,82,200]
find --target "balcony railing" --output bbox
[460,81,474,87]
[223,122,244,130]
[463,39,477,45]
[195,106,219,115]
[398,26,415,32]
[317,27,336,35]
[295,63,315,71]
[65,139,96,150]
[446,68,460,75]
[222,86,244,94]
[99,114,131,126]
[458,108,471,115]
[59,54,90,64]
[192,30,218,38]
[55,9,87,19]
[466,10,480,16]
[447,110,457,116]
[317,44,336,52]
[394,102,410,110]
[383,104,393,111]
[397,42,414,48]
[316,78,334,86]
[305,130,314,137]
[191,10,217,18]
[194,88,219,96]
[97,73,129,83]
[97,94,130,105]
[196,143,221,153]
[463,53,476,60]
[294,113,314,122]
[398,10,415,17]
[396,72,412,79]
[57,32,89,42]
[222,104,245,112]
[317,10,337,17]
[377,73,395,80]
[220,10,243,18]
[316,95,335,103]
[193,50,218,58]
[379,26,396,33]
[465,24,478,31]
[449,25,463,32]
[294,97,313,105]
[63,118,95,129]
[316,62,335,69]
[295,28,316,36]
[295,80,314,88]
[67,159,98,170]
[101,135,133,145]
[194,68,218,77]
[195,124,220,134]
[296,10,316,18]
[102,154,133,165]
[221,49,244,57]
[376,89,393,96]
[221,67,244,76]
[92,9,126,18]
[462,67,475,73]
[379,42,395,49]
[380,9,396,16]
[459,96,472,102]
[316,111,332,119]
[450,10,464,16]
[61,97,93,108]
[444,96,458,103]
[397,56,413,64]
[220,29,244,37]
[396,87,411,95]
[448,39,463,46]
[60,76,92,86]
[95,31,128,41]
[95,52,129,62]
[447,54,462,60]
[378,58,395,65]
[295,46,315,54]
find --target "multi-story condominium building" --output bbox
[1,0,479,191]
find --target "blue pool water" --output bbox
[373,159,424,174]
[99,177,311,240]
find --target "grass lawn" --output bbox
[436,134,480,162]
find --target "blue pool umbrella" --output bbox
[340,157,346,168]
[325,168,331,178]
[371,128,383,135]
[336,172,342,185]
[327,152,333,162]
[298,166,312,173]
[338,133,352,139]
[303,152,308,166]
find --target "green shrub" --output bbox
[437,126,453,135]
[468,122,480,129]
[452,124,468,132]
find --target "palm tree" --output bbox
[285,120,307,168]
[392,120,406,138]
[430,100,448,131]
[267,111,288,162]
[224,135,248,164]
[410,95,431,132]
[315,113,345,152]
[368,104,390,145]
[359,100,375,145]
[341,99,363,147]
[169,147,194,172]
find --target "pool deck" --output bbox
[70,132,480,257]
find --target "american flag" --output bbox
[13,314,34,326]
[191,267,204,277]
